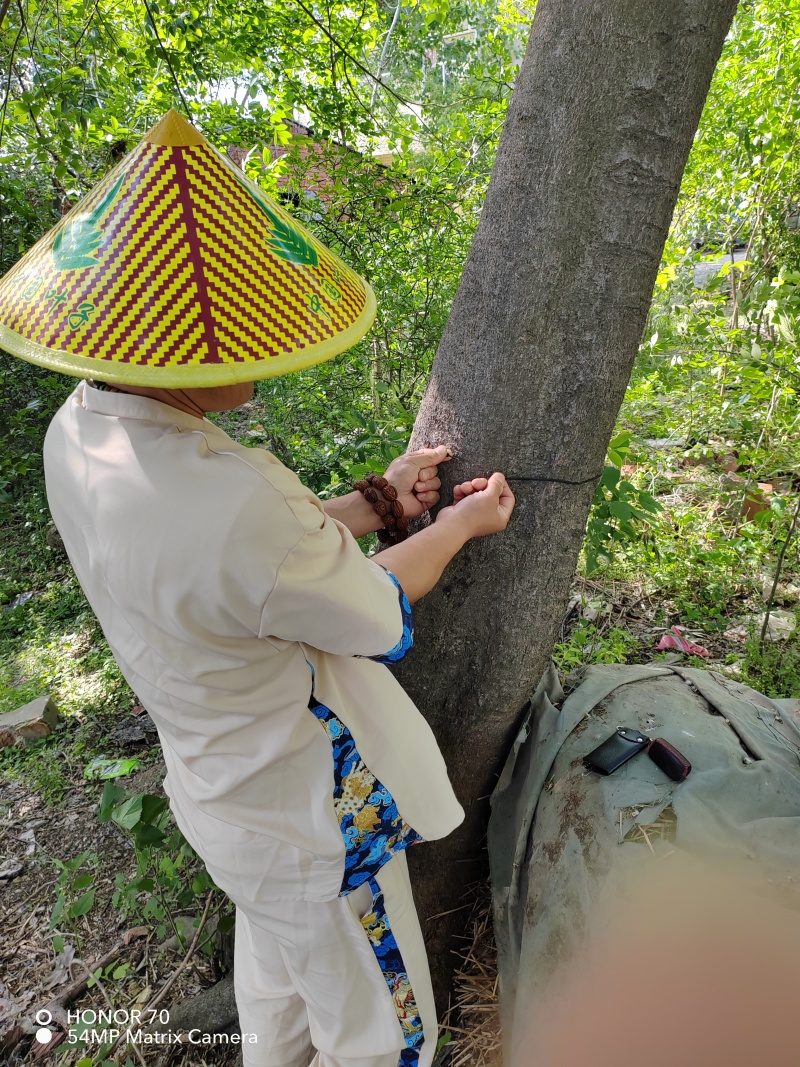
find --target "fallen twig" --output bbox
[12,898,44,940]
[147,894,213,1013]
[71,958,148,1067]
[35,934,146,1017]
[105,895,213,1062]
[760,492,800,648]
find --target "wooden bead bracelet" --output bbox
[354,473,410,544]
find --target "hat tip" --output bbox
[146,109,205,147]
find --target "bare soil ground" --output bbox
[1,756,239,1067]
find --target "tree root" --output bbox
[146,971,239,1036]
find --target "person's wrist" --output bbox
[434,508,473,546]
[355,490,386,534]
[325,492,384,534]
[353,475,411,543]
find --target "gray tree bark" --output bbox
[393,0,739,1005]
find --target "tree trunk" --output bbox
[394,0,739,1006]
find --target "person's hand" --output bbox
[435,473,516,538]
[384,445,452,519]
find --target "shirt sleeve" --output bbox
[259,490,414,661]
[363,568,414,665]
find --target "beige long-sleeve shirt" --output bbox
[43,382,463,901]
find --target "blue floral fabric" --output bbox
[360,876,424,1067]
[366,568,413,665]
[306,565,423,1065]
[309,697,423,893]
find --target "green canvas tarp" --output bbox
[488,662,800,1063]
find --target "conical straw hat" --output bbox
[0,111,376,386]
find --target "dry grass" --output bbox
[621,805,678,851]
[441,886,501,1067]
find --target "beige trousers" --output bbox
[222,852,437,1067]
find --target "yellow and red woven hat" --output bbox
[0,110,376,386]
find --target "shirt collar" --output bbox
[77,380,220,434]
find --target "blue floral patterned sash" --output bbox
[309,698,423,893]
[308,567,424,1066]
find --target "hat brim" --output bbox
[0,280,376,387]
[0,110,379,386]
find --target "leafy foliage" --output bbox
[97,783,231,945]
[553,623,640,672]
[576,0,800,679]
[584,432,662,575]
[0,0,518,505]
[0,0,797,638]
[50,849,101,929]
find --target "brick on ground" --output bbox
[0,695,60,740]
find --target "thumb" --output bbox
[411,444,451,466]
[486,472,507,497]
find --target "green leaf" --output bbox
[134,823,165,846]
[608,431,632,450]
[227,157,319,267]
[111,795,145,829]
[66,850,94,871]
[608,500,633,521]
[49,898,65,929]
[140,794,168,824]
[98,781,127,822]
[69,889,96,917]
[144,897,165,920]
[636,493,663,514]
[52,171,126,271]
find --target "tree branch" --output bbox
[759,491,800,648]
[105,894,214,1062]
[141,0,194,121]
[370,0,402,115]
[292,0,429,132]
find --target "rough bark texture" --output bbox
[394,0,739,1006]
[146,973,238,1036]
